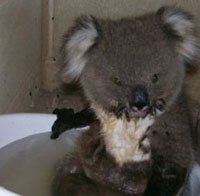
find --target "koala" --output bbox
[51,6,199,196]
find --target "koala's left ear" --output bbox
[61,16,99,83]
[157,6,199,64]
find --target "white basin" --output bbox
[0,113,85,196]
[0,113,56,148]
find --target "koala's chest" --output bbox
[100,115,154,166]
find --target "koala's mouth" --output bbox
[113,99,165,119]
[130,105,150,118]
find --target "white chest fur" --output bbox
[94,106,154,166]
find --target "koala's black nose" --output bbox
[130,86,150,112]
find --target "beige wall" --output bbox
[0,0,199,113]
[0,0,41,113]
[53,0,200,55]
[42,0,200,91]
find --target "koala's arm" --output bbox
[51,152,103,196]
[51,141,129,196]
[144,100,193,196]
[80,122,150,195]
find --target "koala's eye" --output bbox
[151,74,159,84]
[113,77,122,86]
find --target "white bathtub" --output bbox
[0,113,85,196]
[0,113,56,148]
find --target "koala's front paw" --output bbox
[161,163,188,189]
[140,136,151,154]
[162,167,180,179]
[144,159,188,196]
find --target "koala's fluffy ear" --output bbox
[61,16,99,83]
[158,6,199,64]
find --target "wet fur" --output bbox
[52,122,150,196]
[52,6,199,196]
[52,93,193,196]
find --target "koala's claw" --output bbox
[114,105,127,118]
[162,167,179,179]
[155,99,166,111]
[140,136,151,154]
[93,139,105,157]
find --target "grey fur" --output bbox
[158,6,199,64]
[61,16,99,83]
[56,6,199,196]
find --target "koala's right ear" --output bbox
[61,16,99,83]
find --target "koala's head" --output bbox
[62,6,198,119]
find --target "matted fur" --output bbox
[54,6,199,196]
[93,104,154,166]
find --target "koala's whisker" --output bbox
[114,105,127,118]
